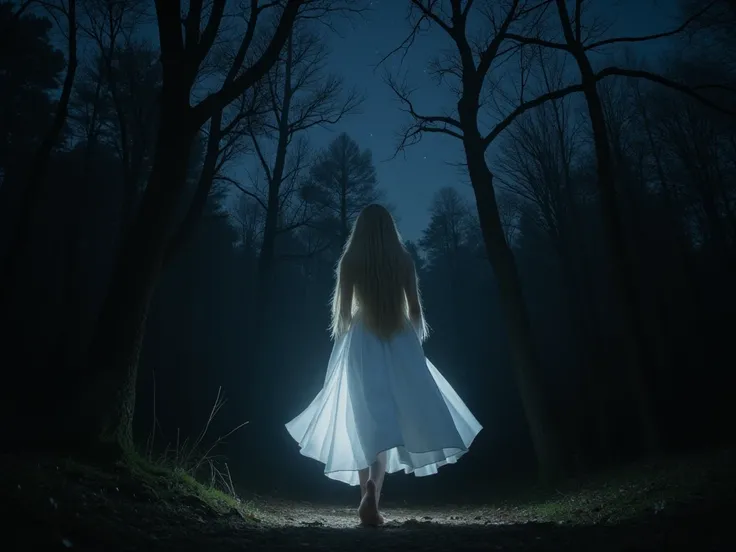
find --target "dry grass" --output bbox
[135,380,252,518]
[3,383,255,525]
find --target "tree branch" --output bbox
[191,0,226,69]
[482,82,583,149]
[248,127,274,184]
[13,0,37,18]
[595,66,736,115]
[190,0,305,128]
[214,175,268,211]
[477,0,521,79]
[584,0,719,51]
[481,65,735,150]
[409,0,454,35]
[504,33,569,51]
[385,73,462,130]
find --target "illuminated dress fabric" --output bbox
[285,314,482,486]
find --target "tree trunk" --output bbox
[563,202,613,464]
[464,139,564,480]
[72,91,197,454]
[62,112,103,380]
[551,97,612,464]
[575,61,661,453]
[165,109,223,263]
[250,30,295,368]
[250,147,285,369]
[617,149,674,400]
[555,239,601,463]
[552,0,660,453]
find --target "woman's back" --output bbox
[331,204,427,342]
[343,248,411,340]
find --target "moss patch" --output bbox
[58,453,259,521]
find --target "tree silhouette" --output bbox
[306,132,383,248]
[504,0,733,452]
[419,187,473,267]
[384,0,733,480]
[0,0,76,302]
[73,0,308,455]
[247,27,361,291]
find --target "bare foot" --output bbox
[358,480,384,526]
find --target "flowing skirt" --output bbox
[285,318,482,486]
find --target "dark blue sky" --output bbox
[292,0,681,242]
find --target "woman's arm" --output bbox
[332,260,354,338]
[405,256,429,342]
[339,266,354,332]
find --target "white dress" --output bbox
[285,313,482,486]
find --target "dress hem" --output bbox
[286,424,483,486]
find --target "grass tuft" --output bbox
[130,382,254,520]
[55,381,256,522]
[55,453,259,521]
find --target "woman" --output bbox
[285,204,482,526]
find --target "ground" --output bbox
[2,449,734,551]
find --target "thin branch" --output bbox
[248,127,274,184]
[595,66,736,116]
[214,175,268,210]
[477,0,521,79]
[504,33,569,51]
[482,82,583,148]
[13,0,37,18]
[480,65,735,150]
[385,72,463,129]
[584,0,719,51]
[373,6,424,70]
[190,0,305,128]
[410,0,453,35]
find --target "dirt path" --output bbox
[2,453,734,551]
[5,495,732,551]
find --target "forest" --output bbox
[0,0,735,549]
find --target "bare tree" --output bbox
[504,0,734,452]
[75,0,313,455]
[164,88,265,263]
[165,1,368,265]
[646,69,736,253]
[385,0,733,478]
[385,0,570,478]
[496,52,615,462]
[76,0,148,180]
[247,27,362,286]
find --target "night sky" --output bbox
[285,0,682,242]
[48,1,688,241]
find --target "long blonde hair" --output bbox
[330,204,427,341]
